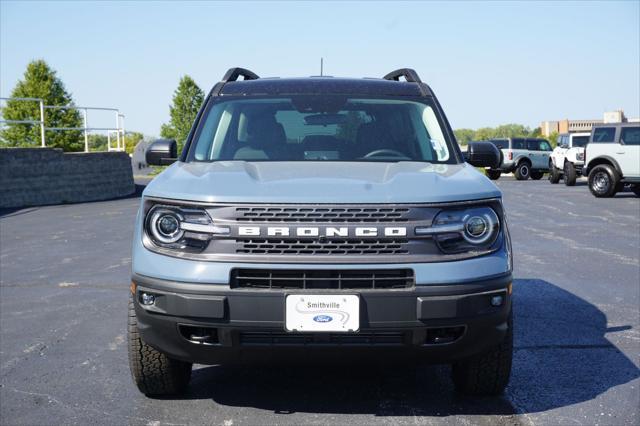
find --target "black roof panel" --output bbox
[219,77,428,97]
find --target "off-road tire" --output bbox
[549,162,561,184]
[530,170,544,180]
[452,311,513,396]
[563,162,577,186]
[128,295,192,395]
[486,169,501,180]
[514,162,530,180]
[632,185,640,197]
[588,164,618,198]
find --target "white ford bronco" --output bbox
[583,123,640,197]
[549,132,590,186]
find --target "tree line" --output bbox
[454,124,547,145]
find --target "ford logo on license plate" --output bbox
[313,315,333,323]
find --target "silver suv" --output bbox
[129,67,513,397]
[485,138,552,180]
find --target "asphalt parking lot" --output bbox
[1,177,638,426]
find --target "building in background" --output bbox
[540,110,639,136]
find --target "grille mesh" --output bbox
[236,239,409,255]
[231,268,415,290]
[234,206,410,223]
[239,331,407,346]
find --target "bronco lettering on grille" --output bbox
[237,226,407,238]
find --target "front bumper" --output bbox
[132,272,512,365]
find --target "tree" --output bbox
[85,132,143,153]
[474,127,496,141]
[160,76,204,154]
[87,134,109,152]
[0,60,83,151]
[122,132,144,154]
[493,124,532,138]
[529,127,542,137]
[453,128,475,145]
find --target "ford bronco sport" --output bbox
[485,137,552,180]
[549,132,590,186]
[583,123,640,197]
[129,68,513,397]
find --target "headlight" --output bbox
[144,204,226,252]
[577,152,585,161]
[416,206,500,253]
[148,208,184,244]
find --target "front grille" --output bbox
[231,269,415,290]
[239,331,407,346]
[236,239,409,255]
[234,206,411,223]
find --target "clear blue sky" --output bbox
[1,1,639,137]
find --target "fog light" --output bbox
[141,293,155,305]
[490,295,504,307]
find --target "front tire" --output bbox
[514,162,530,180]
[530,170,544,180]
[588,164,618,198]
[633,185,640,197]
[128,295,192,396]
[563,162,577,186]
[452,311,513,395]
[549,162,561,184]
[486,169,501,180]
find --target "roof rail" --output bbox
[383,68,422,83]
[221,67,259,82]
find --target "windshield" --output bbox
[572,136,589,147]
[187,96,455,163]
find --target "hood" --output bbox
[143,161,501,204]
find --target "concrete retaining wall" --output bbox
[0,148,135,208]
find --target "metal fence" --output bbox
[0,97,126,152]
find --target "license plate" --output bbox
[285,294,359,332]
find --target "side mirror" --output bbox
[464,141,501,169]
[146,139,178,166]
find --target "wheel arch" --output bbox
[588,156,622,176]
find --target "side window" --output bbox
[491,139,508,149]
[526,139,538,151]
[620,127,640,146]
[539,140,552,151]
[592,127,616,143]
[512,139,525,149]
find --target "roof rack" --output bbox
[221,67,259,82]
[383,68,422,83]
